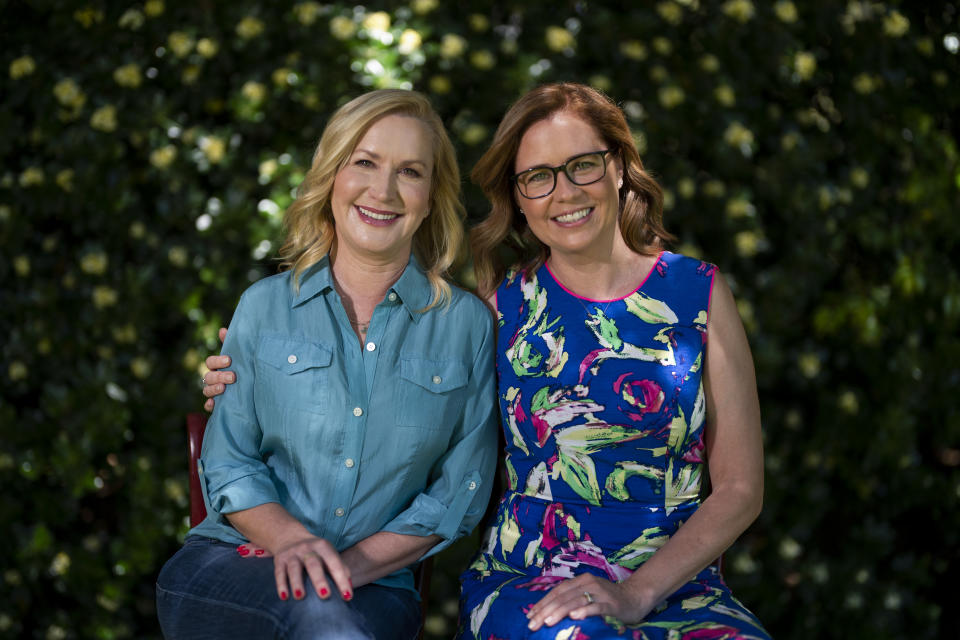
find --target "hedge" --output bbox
[2,1,958,638]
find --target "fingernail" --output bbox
[280,591,288,601]
[254,549,264,556]
[238,547,249,556]
[320,588,329,597]
[295,589,304,599]
[342,590,352,601]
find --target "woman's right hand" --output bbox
[202,327,233,411]
[271,536,353,602]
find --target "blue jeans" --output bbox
[156,537,422,640]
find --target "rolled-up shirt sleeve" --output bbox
[197,290,280,522]
[381,313,499,558]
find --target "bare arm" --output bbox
[527,271,764,628]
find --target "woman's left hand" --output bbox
[525,575,653,630]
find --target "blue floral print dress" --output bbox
[457,252,770,640]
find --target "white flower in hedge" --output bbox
[200,136,226,164]
[242,81,267,103]
[781,132,800,151]
[850,167,869,189]
[131,357,152,379]
[113,324,138,343]
[774,1,798,23]
[9,55,36,79]
[362,11,391,34]
[839,390,859,414]
[723,121,754,148]
[429,75,451,94]
[293,2,322,26]
[118,8,145,30]
[329,16,356,40]
[883,10,909,37]
[798,352,821,378]
[677,177,696,199]
[144,0,164,17]
[236,16,265,40]
[19,167,45,187]
[440,34,467,58]
[81,252,108,275]
[714,84,735,107]
[196,38,219,58]
[168,31,194,57]
[13,255,30,276]
[653,37,672,56]
[725,197,755,218]
[181,65,201,85]
[150,145,177,169]
[620,41,647,61]
[469,14,489,32]
[793,51,816,80]
[168,246,189,267]
[272,67,295,87]
[657,85,685,109]
[92,286,118,308]
[398,29,422,55]
[53,78,86,108]
[703,179,726,198]
[699,54,719,72]
[722,0,755,22]
[113,63,142,88]
[56,169,74,192]
[411,0,438,14]
[853,73,880,94]
[129,222,146,238]
[9,361,28,382]
[657,2,683,25]
[90,105,118,132]
[49,552,70,576]
[545,26,575,52]
[589,75,612,92]
[470,50,495,70]
[734,230,759,257]
[461,124,487,146]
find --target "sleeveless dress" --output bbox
[457,252,770,640]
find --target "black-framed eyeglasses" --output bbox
[511,149,613,199]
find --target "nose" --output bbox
[553,170,582,199]
[368,168,398,202]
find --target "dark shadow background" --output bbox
[2,1,958,638]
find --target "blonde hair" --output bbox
[470,82,675,298]
[279,89,465,310]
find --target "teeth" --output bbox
[555,208,591,223]
[358,206,399,221]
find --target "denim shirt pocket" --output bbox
[396,356,469,430]
[255,336,333,415]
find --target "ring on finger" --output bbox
[201,373,208,385]
[583,591,594,605]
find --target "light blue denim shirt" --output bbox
[189,255,499,593]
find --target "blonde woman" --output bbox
[157,90,498,640]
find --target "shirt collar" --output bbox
[290,253,432,321]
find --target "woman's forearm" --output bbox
[621,480,762,608]
[340,532,442,588]
[226,502,316,553]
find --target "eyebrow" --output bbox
[516,151,589,173]
[354,148,430,169]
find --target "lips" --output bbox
[552,207,592,224]
[356,204,401,224]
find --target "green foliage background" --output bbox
[2,1,958,638]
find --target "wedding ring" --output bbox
[583,591,593,605]
[201,373,208,385]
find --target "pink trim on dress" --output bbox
[544,250,666,302]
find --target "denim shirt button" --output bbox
[432,375,442,384]
[468,481,477,491]
[352,407,363,417]
[365,342,376,352]
[287,354,297,364]
[335,507,345,517]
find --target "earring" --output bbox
[519,208,525,215]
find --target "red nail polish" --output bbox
[238,548,249,556]
[342,590,352,601]
[255,549,264,556]
[320,588,329,597]
[295,589,303,599]
[280,591,288,601]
